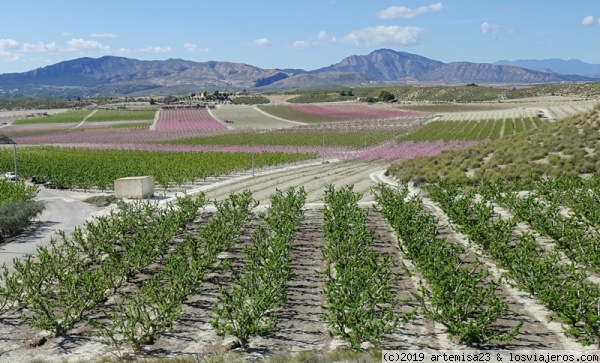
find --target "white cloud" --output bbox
[481,22,501,39]
[0,39,57,60]
[89,33,116,39]
[293,31,337,48]
[184,43,208,52]
[581,15,600,26]
[184,43,197,52]
[317,31,337,43]
[22,42,58,52]
[292,40,312,49]
[377,2,443,19]
[344,26,425,46]
[0,52,21,61]
[140,46,171,53]
[0,39,20,51]
[0,37,113,61]
[67,38,111,51]
[251,38,272,47]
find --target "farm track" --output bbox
[200,160,388,205]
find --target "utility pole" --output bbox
[13,143,17,180]
[0,135,17,181]
[322,132,325,163]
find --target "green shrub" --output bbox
[0,180,39,204]
[0,201,44,241]
[84,195,119,207]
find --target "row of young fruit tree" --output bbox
[0,178,599,355]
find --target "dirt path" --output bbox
[72,109,97,128]
[0,187,106,269]
[198,160,389,205]
[252,105,307,126]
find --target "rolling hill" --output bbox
[388,104,600,185]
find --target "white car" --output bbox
[4,171,17,181]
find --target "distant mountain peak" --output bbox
[315,48,444,81]
[0,51,596,98]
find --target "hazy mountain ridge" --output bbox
[0,49,597,98]
[420,62,578,84]
[495,59,600,77]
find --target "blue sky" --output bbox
[0,1,599,74]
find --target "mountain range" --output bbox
[0,49,597,98]
[494,59,600,77]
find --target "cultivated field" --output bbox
[428,97,598,121]
[1,91,600,362]
[211,104,304,129]
[1,161,599,363]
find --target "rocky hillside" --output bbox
[420,62,577,84]
[313,49,444,81]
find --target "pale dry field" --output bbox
[434,97,599,121]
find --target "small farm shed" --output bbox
[114,176,155,199]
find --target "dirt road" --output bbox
[0,186,106,269]
[0,159,390,270]
[196,159,391,205]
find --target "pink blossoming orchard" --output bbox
[154,108,229,131]
[1,96,600,361]
[0,103,451,189]
[288,103,425,120]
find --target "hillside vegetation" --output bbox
[284,83,600,103]
[391,83,600,102]
[388,103,600,184]
[1,83,599,111]
[0,180,43,242]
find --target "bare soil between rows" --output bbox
[0,161,596,362]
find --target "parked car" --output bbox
[42,181,55,189]
[4,171,17,181]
